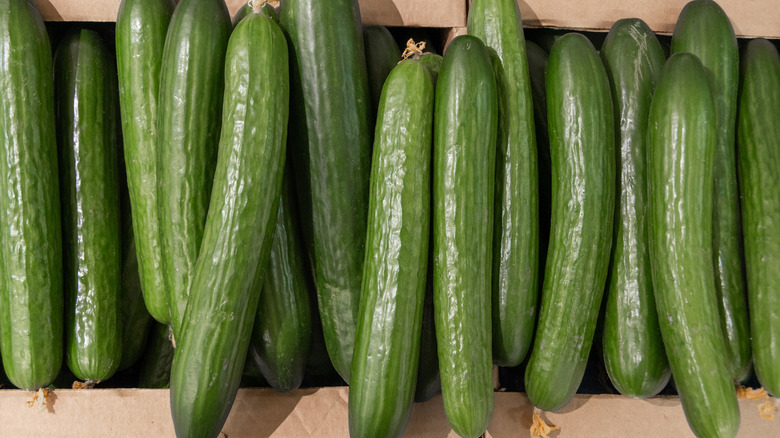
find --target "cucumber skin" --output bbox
[280,0,372,382]
[169,14,289,438]
[138,323,174,388]
[671,0,751,382]
[55,28,122,382]
[116,0,174,325]
[349,59,433,438]
[157,0,231,339]
[524,33,615,412]
[737,39,780,397]
[248,171,311,393]
[364,25,400,113]
[0,0,63,391]
[648,52,739,438]
[600,18,670,398]
[468,0,539,367]
[433,35,497,438]
[118,221,153,370]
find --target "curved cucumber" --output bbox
[468,0,539,367]
[169,13,289,438]
[157,0,231,340]
[0,0,63,391]
[55,28,122,382]
[671,0,750,382]
[280,0,372,382]
[248,170,311,393]
[349,58,433,438]
[648,52,739,438]
[116,0,174,325]
[600,18,670,398]
[524,33,615,412]
[433,35,497,438]
[738,38,780,397]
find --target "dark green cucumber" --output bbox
[433,35,497,438]
[247,170,311,393]
[671,0,750,382]
[737,39,780,397]
[169,13,288,438]
[55,28,122,382]
[157,0,231,340]
[0,0,63,391]
[600,18,670,398]
[280,0,372,382]
[524,33,615,412]
[232,0,277,27]
[648,52,739,438]
[118,218,153,371]
[414,264,440,403]
[469,0,539,367]
[138,323,174,388]
[116,0,174,325]
[364,25,400,112]
[349,58,433,438]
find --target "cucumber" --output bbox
[138,323,174,388]
[0,0,63,391]
[414,265,440,403]
[737,38,780,397]
[349,58,433,438]
[364,25,400,113]
[671,0,750,382]
[247,170,311,393]
[524,33,615,412]
[55,28,122,382]
[433,35,497,438]
[118,217,153,371]
[169,13,289,438]
[599,18,670,398]
[280,0,372,381]
[116,0,174,325]
[157,0,231,340]
[417,53,443,83]
[468,0,539,367]
[648,51,739,438]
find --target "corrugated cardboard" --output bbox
[0,387,776,437]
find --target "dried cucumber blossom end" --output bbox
[530,408,560,438]
[400,39,427,63]
[736,384,777,421]
[72,379,100,390]
[26,388,51,411]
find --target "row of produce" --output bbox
[0,0,778,437]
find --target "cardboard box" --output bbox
[0,387,776,437]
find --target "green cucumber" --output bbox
[232,0,277,27]
[648,51,739,438]
[116,0,174,325]
[138,323,174,388]
[417,53,443,84]
[157,0,231,340]
[0,0,63,391]
[280,0,372,381]
[414,266,440,403]
[469,0,539,367]
[433,35,497,438]
[55,28,122,382]
[599,18,670,398]
[117,216,153,371]
[737,38,780,397]
[671,0,751,382]
[364,25,400,113]
[247,170,311,393]
[169,12,288,438]
[524,33,615,412]
[349,58,433,438]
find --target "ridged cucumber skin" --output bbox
[524,33,615,412]
[433,35,497,438]
[648,52,739,438]
[118,220,153,370]
[737,39,780,397]
[116,0,174,325]
[364,25,400,112]
[138,323,174,388]
[169,14,288,438]
[55,28,122,382]
[280,0,372,382]
[157,0,231,340]
[349,59,433,438]
[248,170,311,393]
[671,0,750,382]
[468,0,539,367]
[0,0,63,391]
[600,18,670,398]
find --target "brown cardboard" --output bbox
[0,387,776,437]
[33,0,468,27]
